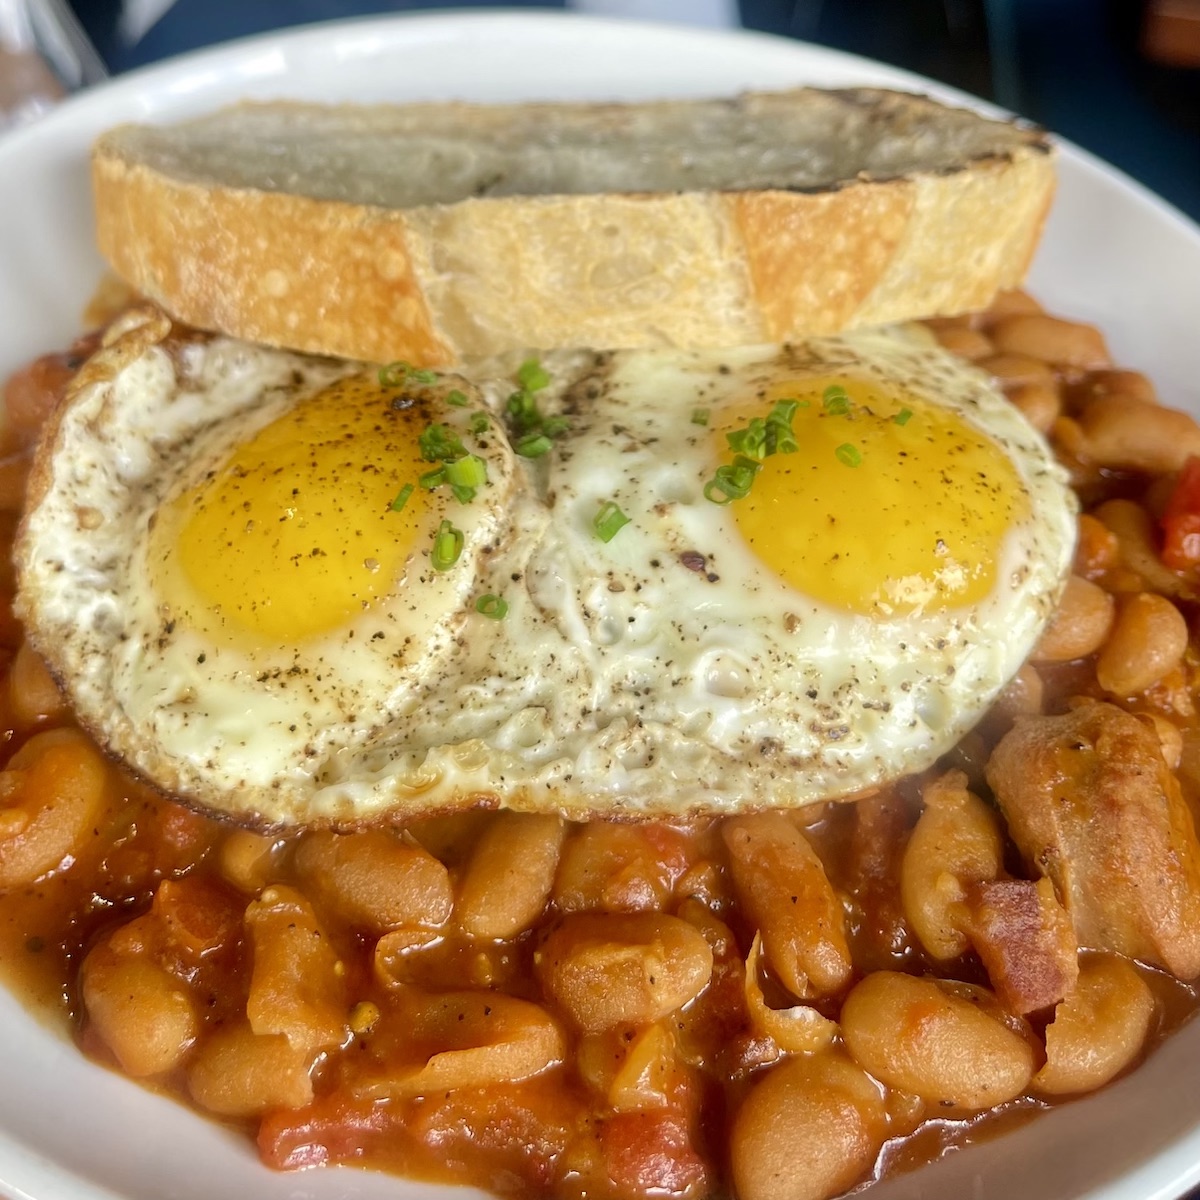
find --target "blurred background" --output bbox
[2,0,1198,221]
[741,0,1200,221]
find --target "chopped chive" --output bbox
[445,454,488,490]
[506,389,540,434]
[893,408,913,426]
[766,400,801,455]
[475,594,509,620]
[418,423,467,463]
[469,411,491,435]
[504,359,570,448]
[704,395,805,505]
[725,400,804,463]
[823,386,852,416]
[691,407,710,427]
[731,454,762,479]
[835,443,863,468]
[447,389,470,407]
[593,500,631,543]
[517,358,552,392]
[378,362,438,388]
[516,432,554,458]
[704,454,762,504]
[419,466,446,489]
[542,415,572,438]
[770,427,798,455]
[378,361,412,388]
[431,520,464,570]
[450,483,477,504]
[727,417,769,460]
[769,399,800,426]
[389,483,414,512]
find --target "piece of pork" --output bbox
[986,701,1200,980]
[964,877,1078,1014]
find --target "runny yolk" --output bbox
[716,376,1029,616]
[154,375,432,641]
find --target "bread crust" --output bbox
[92,89,1055,365]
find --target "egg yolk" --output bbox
[153,375,434,641]
[715,376,1029,615]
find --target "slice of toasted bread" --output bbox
[92,88,1054,366]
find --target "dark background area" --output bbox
[66,0,1200,222]
[741,0,1200,222]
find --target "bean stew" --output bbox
[1,292,1199,1200]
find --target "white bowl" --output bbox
[0,12,1198,1200]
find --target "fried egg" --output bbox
[16,308,1075,826]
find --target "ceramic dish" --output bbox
[0,11,1198,1200]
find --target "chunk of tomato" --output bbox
[600,1110,710,1200]
[1161,456,1200,570]
[259,1095,390,1170]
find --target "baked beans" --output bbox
[1,292,1199,1200]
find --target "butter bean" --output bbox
[991,314,1111,371]
[842,973,1034,1109]
[1077,395,1200,474]
[536,911,712,1033]
[457,813,565,938]
[1033,576,1115,663]
[934,326,994,360]
[1096,592,1188,695]
[1034,956,1155,1095]
[731,1053,886,1200]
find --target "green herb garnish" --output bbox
[503,359,573,460]
[542,415,572,438]
[835,443,863,468]
[765,399,800,455]
[378,361,411,388]
[475,594,509,619]
[593,501,631,543]
[727,418,768,460]
[703,455,762,504]
[431,520,464,570]
[418,423,467,463]
[506,388,539,433]
[822,385,852,416]
[445,454,487,489]
[378,361,439,388]
[516,432,554,459]
[415,423,489,501]
[517,358,552,392]
[704,397,802,504]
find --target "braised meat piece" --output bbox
[964,878,1078,1014]
[986,702,1200,979]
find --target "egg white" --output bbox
[17,311,1075,826]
